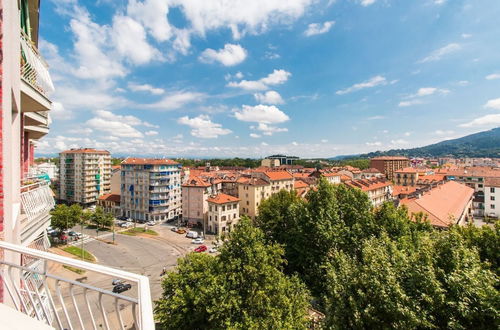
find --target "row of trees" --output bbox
[50,204,114,232]
[155,179,499,329]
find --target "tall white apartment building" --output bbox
[121,158,182,222]
[59,148,111,205]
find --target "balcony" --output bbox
[20,180,55,245]
[0,241,154,329]
[20,31,54,112]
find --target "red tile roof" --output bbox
[362,168,381,173]
[98,193,121,203]
[207,193,240,204]
[182,176,211,188]
[259,171,293,181]
[121,157,179,165]
[392,185,418,197]
[294,180,309,189]
[400,181,474,228]
[237,177,269,186]
[485,177,500,187]
[371,156,409,160]
[61,148,109,155]
[344,177,392,192]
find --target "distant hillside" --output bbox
[359,127,500,158]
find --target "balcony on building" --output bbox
[0,241,154,329]
[20,178,55,246]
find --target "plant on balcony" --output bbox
[155,217,311,329]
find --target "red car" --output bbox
[194,245,207,253]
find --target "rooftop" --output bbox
[485,177,500,187]
[121,157,179,165]
[182,176,211,188]
[371,156,409,161]
[344,177,392,192]
[207,193,240,204]
[60,148,109,155]
[98,193,121,203]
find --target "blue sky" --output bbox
[37,0,500,158]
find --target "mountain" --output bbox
[358,127,500,159]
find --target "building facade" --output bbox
[207,193,240,235]
[484,177,500,219]
[181,176,213,227]
[97,193,121,217]
[121,158,181,222]
[370,156,410,181]
[345,178,393,207]
[59,149,111,205]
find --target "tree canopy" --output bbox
[155,217,311,329]
[50,204,83,231]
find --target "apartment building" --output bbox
[121,158,181,222]
[445,166,500,217]
[400,181,474,228]
[345,177,393,207]
[59,148,111,205]
[237,171,294,219]
[370,156,410,181]
[484,178,500,219]
[207,193,240,235]
[394,167,433,186]
[97,193,121,217]
[181,176,213,227]
[309,169,342,184]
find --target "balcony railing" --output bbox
[20,179,55,244]
[0,241,154,329]
[20,31,54,97]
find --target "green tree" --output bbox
[50,204,82,231]
[155,217,311,329]
[90,206,114,229]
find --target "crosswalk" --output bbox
[67,232,114,246]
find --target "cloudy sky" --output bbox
[38,0,500,158]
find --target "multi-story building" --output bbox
[309,169,342,184]
[264,154,299,166]
[59,148,111,205]
[181,176,214,227]
[344,177,393,207]
[207,193,240,235]
[237,170,294,219]
[121,158,182,222]
[97,193,121,217]
[370,156,410,181]
[394,167,433,186]
[484,178,500,219]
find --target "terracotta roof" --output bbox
[121,157,179,165]
[395,167,419,174]
[362,168,381,173]
[344,177,392,192]
[259,171,293,181]
[207,193,240,204]
[60,148,109,155]
[294,180,309,189]
[293,172,311,178]
[485,177,500,187]
[400,181,474,228]
[98,193,120,203]
[446,166,500,178]
[371,156,409,160]
[340,175,352,182]
[392,185,418,197]
[237,177,269,186]
[417,174,446,183]
[182,176,211,188]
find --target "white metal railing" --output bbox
[20,31,55,96]
[0,241,154,329]
[20,180,55,243]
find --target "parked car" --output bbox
[209,247,218,253]
[192,238,205,244]
[117,216,128,221]
[171,227,178,232]
[176,229,186,234]
[146,221,156,226]
[112,283,132,293]
[68,231,84,239]
[112,279,124,286]
[194,245,207,253]
[121,222,133,228]
[186,231,198,239]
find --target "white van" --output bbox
[186,231,198,239]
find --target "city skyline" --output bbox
[38,0,500,158]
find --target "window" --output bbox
[222,205,225,211]
[478,184,483,188]
[491,196,496,201]
[246,201,249,205]
[491,204,495,210]
[491,187,496,193]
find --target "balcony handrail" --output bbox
[0,240,154,329]
[20,31,55,96]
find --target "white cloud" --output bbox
[291,141,298,146]
[404,132,411,137]
[484,98,500,110]
[304,21,335,37]
[459,114,500,128]
[235,104,289,124]
[321,139,328,143]
[51,102,73,120]
[254,91,284,104]
[86,111,144,138]
[435,129,454,135]
[128,82,164,95]
[144,130,159,136]
[366,141,382,147]
[127,0,172,42]
[414,87,450,97]
[250,133,261,138]
[367,115,384,120]
[360,0,376,6]
[419,43,461,63]
[457,80,469,86]
[178,115,232,138]
[261,142,269,146]
[228,69,291,91]
[486,73,500,80]
[92,109,157,128]
[111,15,162,65]
[461,33,471,39]
[391,139,409,146]
[253,123,288,136]
[199,44,247,66]
[147,91,205,110]
[336,76,387,95]
[398,100,423,107]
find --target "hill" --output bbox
[358,127,500,158]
